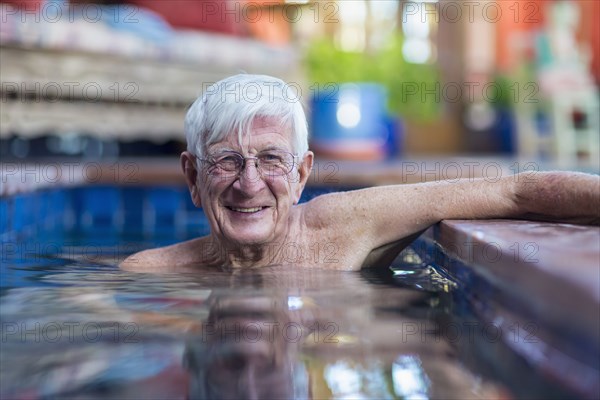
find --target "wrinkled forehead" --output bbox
[207,116,293,152]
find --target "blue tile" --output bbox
[0,198,9,236]
[147,187,185,216]
[183,190,197,211]
[0,198,14,244]
[12,195,26,234]
[121,187,145,226]
[78,186,123,230]
[144,187,185,229]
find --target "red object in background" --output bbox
[127,0,247,36]
[495,0,545,72]
[576,0,600,85]
[1,0,42,9]
[495,0,600,85]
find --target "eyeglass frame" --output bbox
[194,149,300,178]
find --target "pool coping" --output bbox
[414,220,600,398]
[427,219,599,332]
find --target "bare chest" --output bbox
[265,231,372,271]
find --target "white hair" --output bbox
[184,74,309,158]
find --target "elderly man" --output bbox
[121,74,599,271]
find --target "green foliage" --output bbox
[487,74,514,109]
[487,72,541,110]
[304,34,440,121]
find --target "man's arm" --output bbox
[511,171,600,225]
[307,171,599,252]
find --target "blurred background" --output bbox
[1,0,598,168]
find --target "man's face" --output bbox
[185,117,312,247]
[185,295,297,398]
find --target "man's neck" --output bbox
[204,235,289,269]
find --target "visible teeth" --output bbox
[230,207,263,213]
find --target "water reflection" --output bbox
[185,294,309,399]
[1,258,507,399]
[392,355,431,399]
[184,291,437,400]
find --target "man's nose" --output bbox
[237,365,260,400]
[234,159,264,194]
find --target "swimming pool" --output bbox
[1,185,597,398]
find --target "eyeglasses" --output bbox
[197,149,297,177]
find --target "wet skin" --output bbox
[120,118,600,272]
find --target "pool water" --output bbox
[0,186,577,399]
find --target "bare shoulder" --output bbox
[299,186,411,232]
[119,237,208,272]
[299,189,370,226]
[296,189,382,251]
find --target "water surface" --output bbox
[0,231,531,399]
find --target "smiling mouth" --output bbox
[227,206,265,213]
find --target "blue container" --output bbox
[310,83,391,160]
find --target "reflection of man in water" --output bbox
[184,294,309,399]
[121,74,599,271]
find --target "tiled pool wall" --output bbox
[0,185,346,243]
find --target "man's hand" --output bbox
[512,171,600,226]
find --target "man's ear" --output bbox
[293,151,314,204]
[181,151,202,208]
